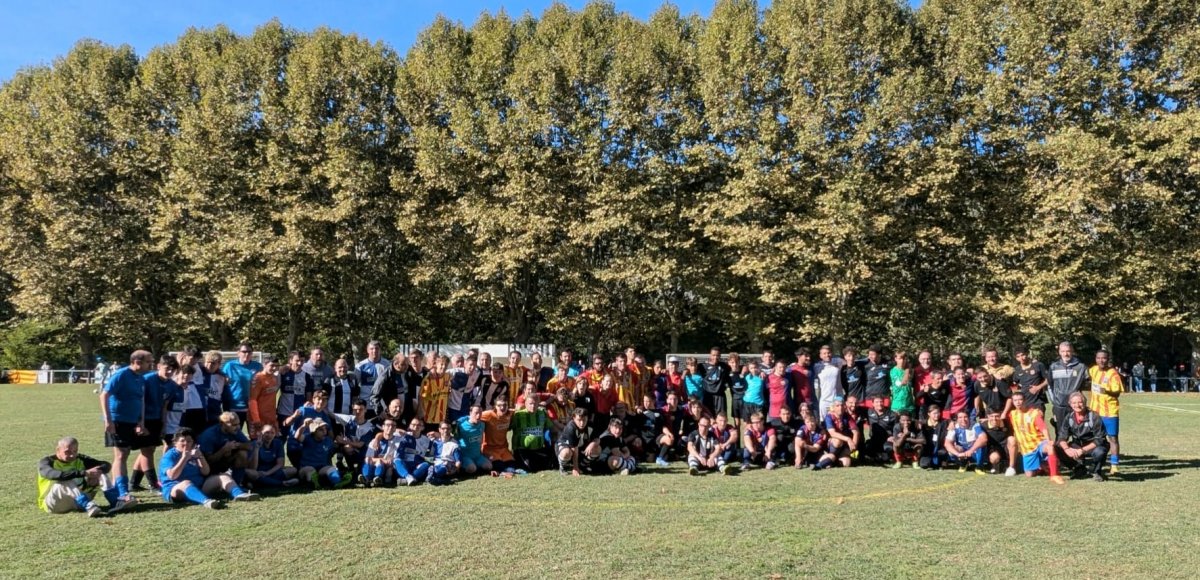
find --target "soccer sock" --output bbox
[74,493,93,510]
[657,446,670,460]
[145,468,159,487]
[102,486,121,505]
[1110,454,1119,466]
[182,485,211,505]
[361,463,372,478]
[115,475,129,498]
[229,484,247,497]
[1047,451,1060,477]
[131,469,144,488]
[326,468,341,486]
[816,458,833,469]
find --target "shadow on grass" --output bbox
[1105,454,1200,482]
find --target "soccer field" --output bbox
[3,386,1200,578]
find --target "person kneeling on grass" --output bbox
[393,418,433,485]
[687,416,731,475]
[362,418,400,486]
[1055,392,1109,482]
[246,425,299,488]
[795,415,827,468]
[815,399,857,470]
[557,408,590,476]
[295,418,352,489]
[427,422,461,485]
[977,410,1018,476]
[159,428,258,509]
[513,395,553,473]
[943,410,987,471]
[37,436,119,518]
[199,411,252,488]
[1009,392,1064,485]
[584,418,637,475]
[741,412,776,470]
[456,404,491,476]
[889,413,924,469]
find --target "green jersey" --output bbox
[890,367,915,414]
[511,408,549,450]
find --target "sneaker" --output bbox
[688,466,700,476]
[721,463,736,475]
[106,496,137,515]
[911,461,921,469]
[958,465,966,473]
[130,484,147,492]
[559,467,568,475]
[282,478,300,487]
[513,469,528,476]
[1004,467,1016,477]
[741,462,751,471]
[85,503,103,518]
[405,475,416,486]
[892,461,903,469]
[619,467,631,476]
[1049,475,1065,485]
[357,474,369,486]
[989,467,998,474]
[1109,464,1120,475]
[371,477,383,487]
[1092,473,1107,482]
[655,457,669,468]
[232,492,260,502]
[203,499,224,510]
[765,461,777,470]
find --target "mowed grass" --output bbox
[3,386,1200,579]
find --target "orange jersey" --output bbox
[580,369,607,389]
[612,371,637,409]
[1010,407,1048,455]
[481,409,513,461]
[504,365,528,404]
[420,372,450,425]
[248,372,280,426]
[1088,366,1122,417]
[546,376,576,396]
[546,397,575,422]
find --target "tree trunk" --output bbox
[76,328,95,369]
[286,304,302,352]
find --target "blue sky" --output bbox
[0,0,920,81]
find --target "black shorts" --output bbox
[711,393,727,418]
[731,397,745,421]
[742,403,763,422]
[105,421,139,449]
[135,419,163,448]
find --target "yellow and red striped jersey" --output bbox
[1011,407,1048,455]
[1088,366,1122,417]
[503,365,528,404]
[420,372,450,425]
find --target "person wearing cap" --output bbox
[37,436,119,517]
[294,417,351,488]
[282,389,337,467]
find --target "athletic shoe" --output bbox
[232,492,260,502]
[721,463,736,475]
[741,462,751,471]
[203,499,223,510]
[1109,464,1120,475]
[765,461,777,470]
[106,496,137,515]
[1093,473,1107,482]
[892,461,902,469]
[130,484,147,492]
[1004,467,1016,477]
[559,467,568,475]
[282,478,300,487]
[655,457,669,467]
[989,467,998,474]
[911,461,920,469]
[1049,475,1065,485]
[405,475,416,486]
[688,466,700,476]
[85,503,103,518]
[619,467,631,476]
[357,474,369,486]
[514,469,528,476]
[850,450,859,460]
[958,465,966,473]
[334,473,354,489]
[371,477,383,487]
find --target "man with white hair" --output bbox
[37,437,119,517]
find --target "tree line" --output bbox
[0,0,1198,368]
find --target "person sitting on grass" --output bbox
[920,403,948,469]
[427,421,461,485]
[512,394,553,473]
[710,413,738,473]
[556,408,590,476]
[816,399,857,470]
[943,410,986,471]
[768,406,801,469]
[282,390,337,468]
[687,415,726,475]
[795,414,826,468]
[977,409,1018,476]
[394,417,433,485]
[362,417,400,486]
[1009,391,1064,485]
[159,428,258,509]
[585,418,636,475]
[741,412,776,470]
[199,411,252,488]
[653,392,685,466]
[1056,391,1110,482]
[338,400,376,480]
[456,404,491,476]
[865,395,898,464]
[246,424,299,488]
[890,413,924,469]
[295,418,352,489]
[637,394,664,464]
[37,436,119,518]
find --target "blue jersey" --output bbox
[162,380,184,434]
[300,434,334,468]
[396,433,431,465]
[952,424,983,450]
[684,374,704,399]
[141,372,175,421]
[356,359,386,392]
[158,448,205,493]
[287,407,336,445]
[345,419,377,461]
[255,437,285,467]
[743,374,766,406]
[103,367,145,424]
[197,424,249,456]
[221,360,263,411]
[456,417,485,456]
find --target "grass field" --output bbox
[3,386,1200,579]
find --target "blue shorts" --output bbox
[1101,417,1119,437]
[1022,442,1048,473]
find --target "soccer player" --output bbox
[865,395,898,464]
[817,399,858,469]
[1088,349,1123,474]
[201,351,228,427]
[662,356,686,405]
[917,368,948,423]
[356,340,388,397]
[481,397,516,473]
[920,403,948,468]
[456,404,491,475]
[556,408,590,476]
[198,411,253,487]
[221,342,263,427]
[889,351,915,417]
[512,395,553,472]
[362,418,400,486]
[426,421,462,485]
[1013,345,1050,414]
[790,348,815,410]
[99,349,153,512]
[683,358,704,402]
[295,418,352,488]
[394,418,433,485]
[974,368,1011,418]
[585,418,636,475]
[863,345,891,408]
[653,392,685,466]
[282,389,337,468]
[1056,392,1110,481]
[132,355,178,492]
[37,436,117,517]
[546,386,575,440]
[687,416,731,475]
[741,412,776,470]
[701,347,732,419]
[172,347,208,435]
[161,365,191,449]
[813,345,846,418]
[276,351,315,429]
[710,413,738,471]
[446,356,481,423]
[1009,392,1065,484]
[547,365,576,403]
[740,361,767,421]
[945,367,975,421]
[420,355,451,426]
[943,410,986,471]
[503,350,528,404]
[1048,341,1090,433]
[591,374,620,434]
[371,353,412,420]
[159,427,258,508]
[768,406,801,469]
[889,413,924,469]
[766,360,791,420]
[339,400,377,478]
[478,363,508,411]
[321,358,361,416]
[843,346,865,412]
[978,410,1018,475]
[247,356,281,439]
[795,414,827,468]
[246,424,299,488]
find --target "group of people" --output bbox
[39,340,1124,517]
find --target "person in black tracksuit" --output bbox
[1048,342,1090,433]
[1054,392,1110,481]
